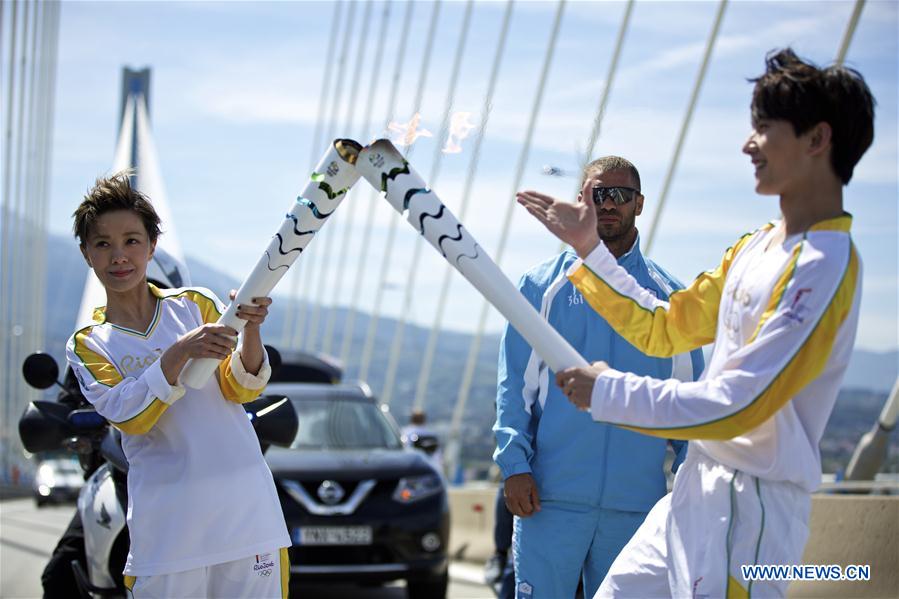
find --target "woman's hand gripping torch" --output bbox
[356,139,588,374]
[180,139,362,389]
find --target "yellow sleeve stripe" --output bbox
[570,265,686,357]
[216,355,265,404]
[160,288,223,325]
[569,231,755,358]
[184,290,223,324]
[73,328,123,388]
[111,398,169,435]
[622,245,860,441]
[746,242,803,344]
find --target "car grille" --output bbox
[280,478,400,515]
[297,479,362,498]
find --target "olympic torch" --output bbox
[356,139,587,373]
[180,139,362,389]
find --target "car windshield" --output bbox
[55,461,81,474]
[290,398,402,450]
[43,459,80,474]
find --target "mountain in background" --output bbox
[842,349,898,395]
[28,230,899,475]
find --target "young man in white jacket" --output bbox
[517,48,875,598]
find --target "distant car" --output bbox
[33,456,83,507]
[264,381,449,599]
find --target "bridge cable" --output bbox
[0,0,28,475]
[339,0,416,374]
[448,0,567,474]
[643,0,728,257]
[413,0,516,412]
[24,0,42,411]
[0,0,12,462]
[305,0,358,352]
[557,0,634,252]
[329,0,394,364]
[835,0,865,66]
[380,0,475,405]
[281,0,343,350]
[32,0,60,411]
[8,0,33,462]
[320,0,375,357]
[0,0,21,460]
[358,1,443,382]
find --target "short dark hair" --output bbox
[750,48,875,185]
[410,409,426,425]
[581,156,641,192]
[73,171,161,245]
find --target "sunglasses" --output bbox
[591,186,640,206]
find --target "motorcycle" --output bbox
[19,350,297,598]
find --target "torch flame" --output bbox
[442,111,476,154]
[387,113,433,148]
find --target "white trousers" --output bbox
[125,547,289,599]
[597,450,811,598]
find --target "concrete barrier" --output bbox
[448,483,498,563]
[0,484,31,500]
[448,485,899,598]
[792,495,898,598]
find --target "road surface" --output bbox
[0,498,492,599]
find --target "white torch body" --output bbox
[356,139,587,373]
[180,140,362,389]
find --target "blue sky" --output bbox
[48,0,897,351]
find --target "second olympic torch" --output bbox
[356,139,587,373]
[181,139,362,389]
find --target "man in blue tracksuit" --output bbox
[494,156,705,599]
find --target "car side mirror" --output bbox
[22,353,59,390]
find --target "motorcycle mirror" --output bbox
[18,400,73,453]
[264,344,282,380]
[244,394,298,448]
[22,352,60,389]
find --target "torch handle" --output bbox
[178,259,291,388]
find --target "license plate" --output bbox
[294,526,373,546]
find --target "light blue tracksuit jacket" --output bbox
[494,244,705,511]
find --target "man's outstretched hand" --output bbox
[516,190,601,258]
[504,473,541,518]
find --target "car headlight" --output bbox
[37,464,56,486]
[392,474,442,503]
